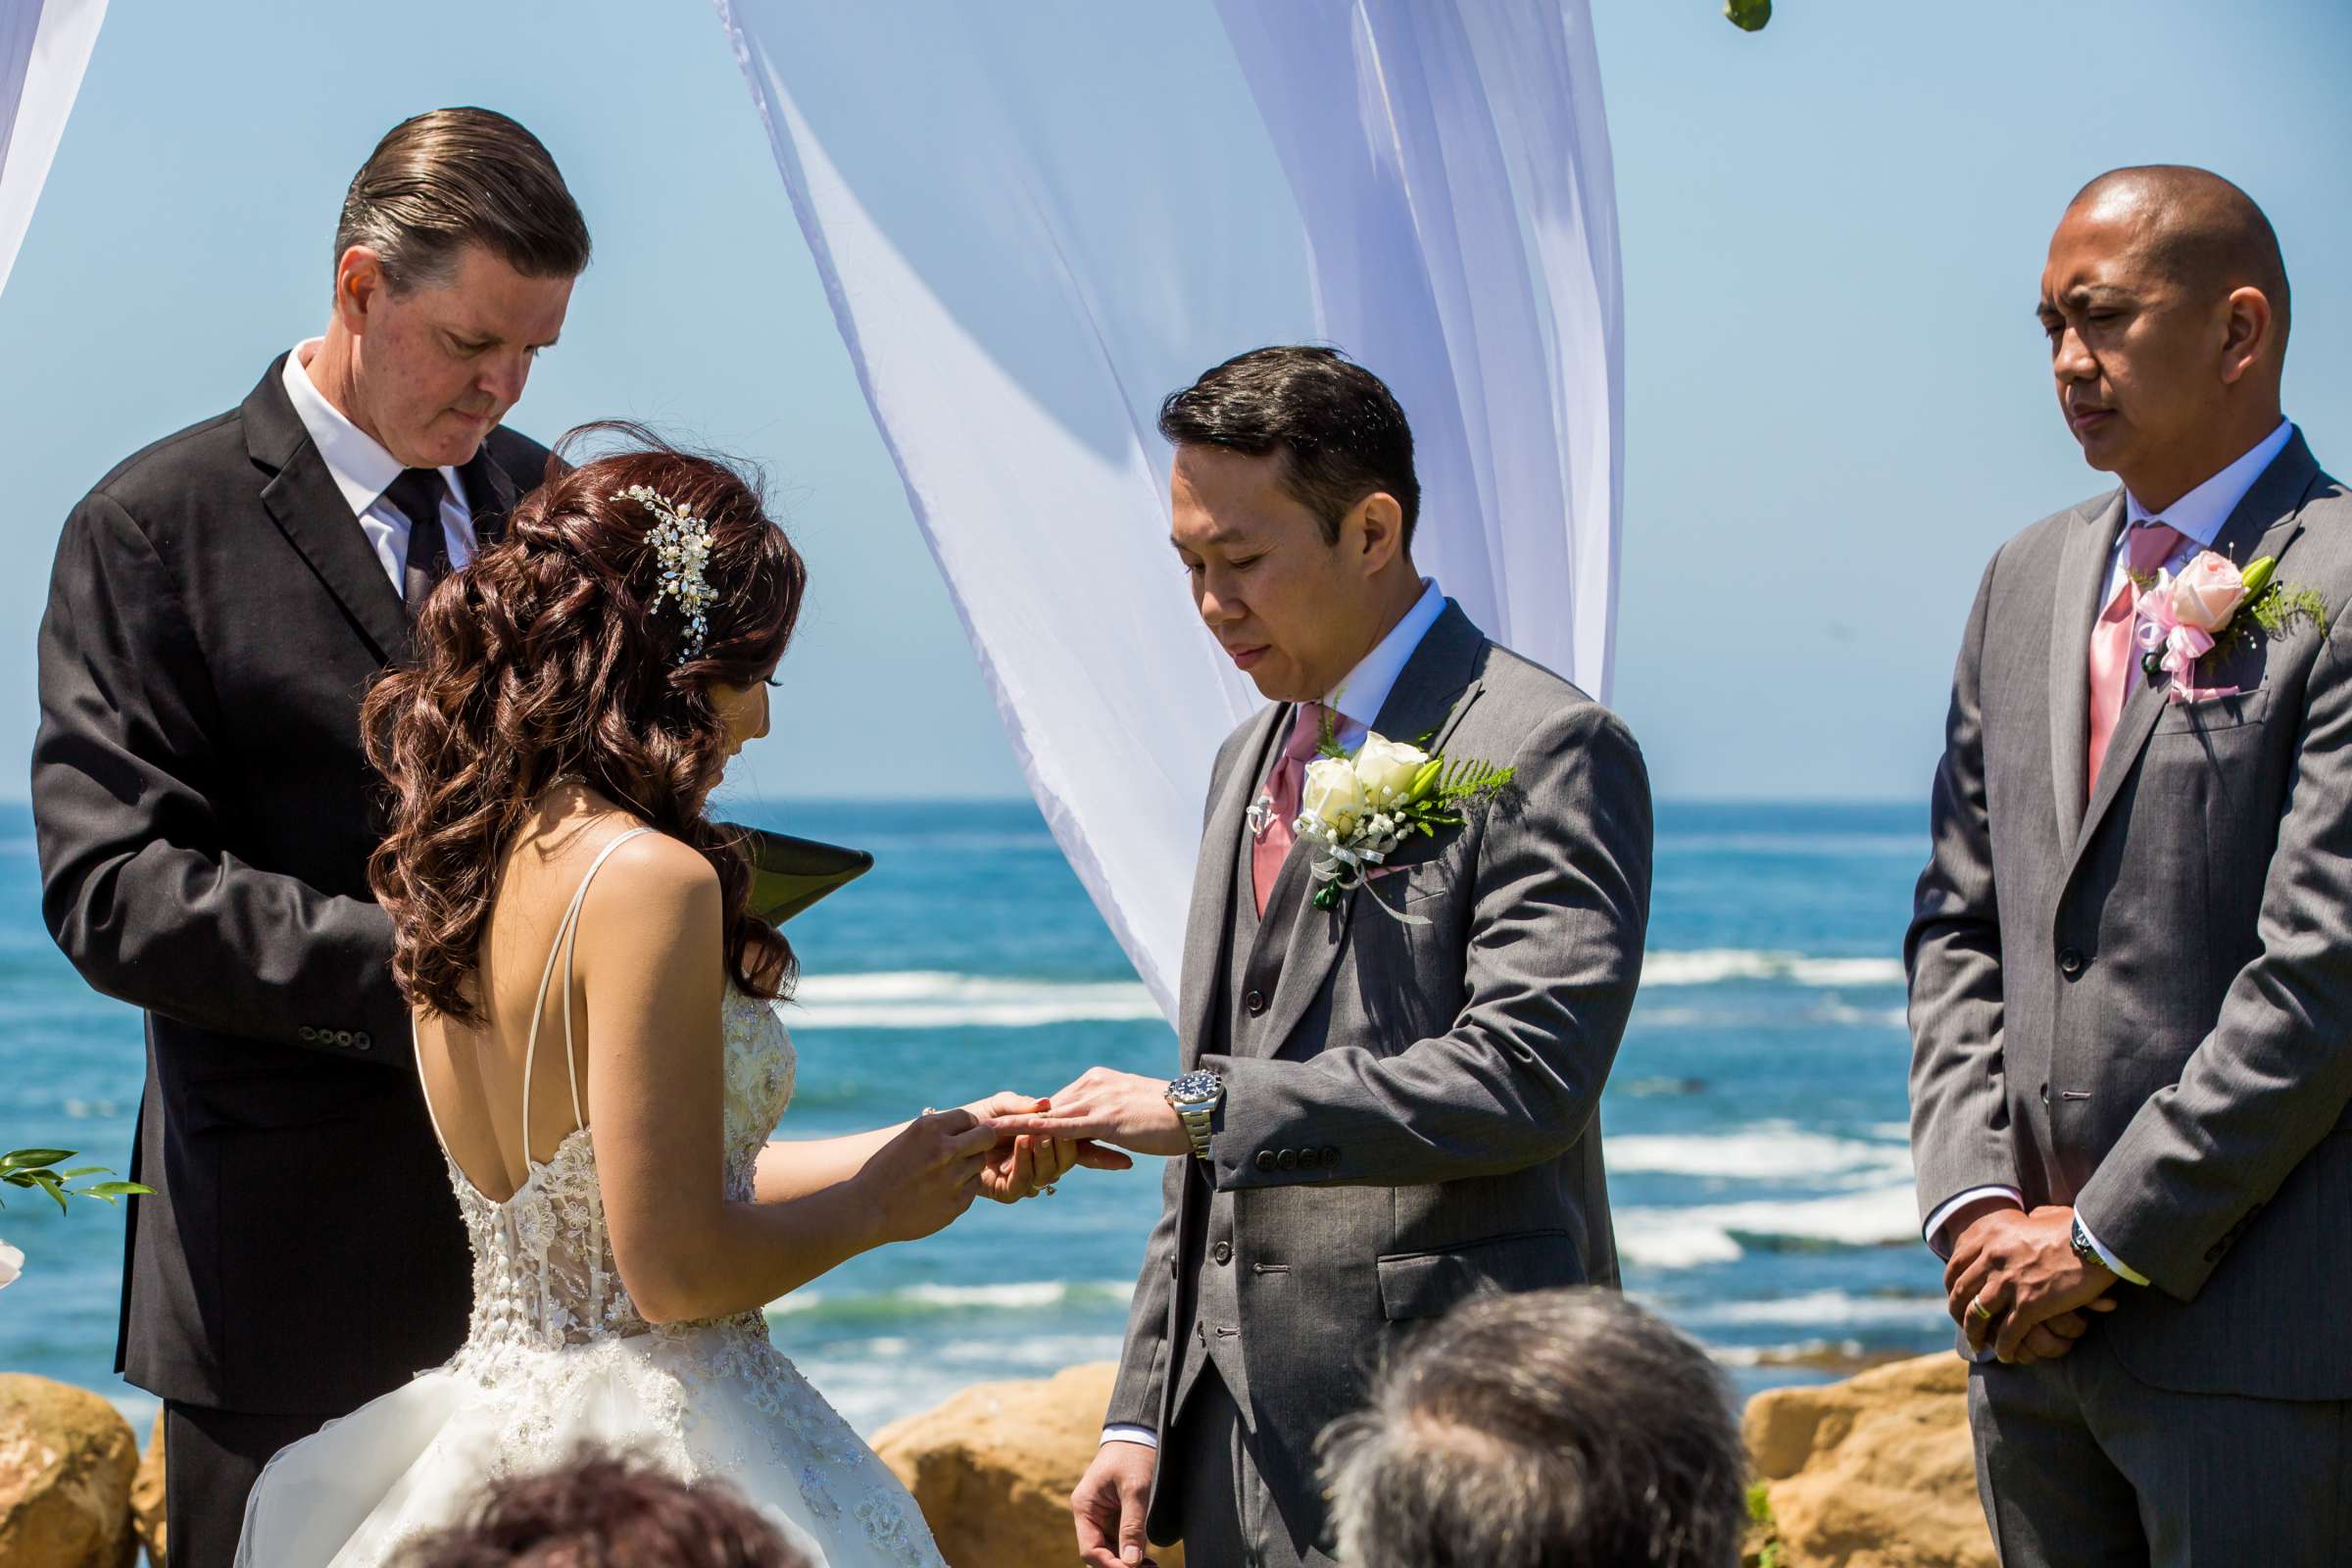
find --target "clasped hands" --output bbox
[956,1090,1140,1203]
[1944,1201,2119,1365]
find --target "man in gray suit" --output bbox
[1910,166,2352,1564]
[997,346,1651,1568]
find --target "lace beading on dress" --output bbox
[441,986,792,1366]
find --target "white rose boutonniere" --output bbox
[1292,715,1514,921]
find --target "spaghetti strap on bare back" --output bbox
[412,825,657,1196]
[519,825,655,1162]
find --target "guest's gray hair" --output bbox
[1319,1288,1747,1568]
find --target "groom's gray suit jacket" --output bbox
[1910,430,2352,1397]
[1105,603,1652,1551]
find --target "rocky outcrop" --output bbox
[1743,1353,1992,1568]
[129,1415,164,1566]
[876,1362,1184,1568]
[0,1374,141,1568]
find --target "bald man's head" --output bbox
[2068,166,2291,351]
[2039,165,2292,508]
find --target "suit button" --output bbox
[1246,990,1266,1016]
[1212,1241,1234,1266]
[1320,1146,1340,1166]
[354,1032,372,1051]
[1277,1149,1298,1171]
[2059,949,2086,979]
[1297,1148,1321,1170]
[1254,1150,1276,1173]
[298,1026,318,1042]
[334,1030,355,1047]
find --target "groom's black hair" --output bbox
[1159,345,1421,553]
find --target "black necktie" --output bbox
[383,467,451,620]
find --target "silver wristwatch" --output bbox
[1164,1070,1225,1160]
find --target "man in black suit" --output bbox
[31,107,589,1564]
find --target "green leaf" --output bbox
[58,1166,112,1180]
[74,1181,152,1199]
[0,1149,75,1172]
[1725,0,1771,30]
[1407,759,1444,805]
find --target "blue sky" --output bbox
[3,0,2347,803]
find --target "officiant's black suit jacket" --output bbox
[31,356,553,1415]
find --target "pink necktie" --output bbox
[1252,702,1330,917]
[2086,521,2185,795]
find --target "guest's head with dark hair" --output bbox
[399,1448,811,1568]
[1160,345,1428,703]
[1319,1289,1749,1568]
[313,107,590,471]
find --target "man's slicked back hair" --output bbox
[1158,345,1421,551]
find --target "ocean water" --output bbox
[0,799,1943,1437]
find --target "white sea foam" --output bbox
[1642,950,1905,989]
[1605,1124,1913,1183]
[1617,1183,1921,1270]
[767,1279,1134,1319]
[787,972,1163,1030]
[1675,1290,1948,1330]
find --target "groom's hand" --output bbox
[1073,1439,1158,1567]
[990,1067,1190,1157]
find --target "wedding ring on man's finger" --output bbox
[1968,1298,1993,1323]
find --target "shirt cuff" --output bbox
[2072,1212,2150,1287]
[1101,1424,1158,1450]
[1923,1185,2024,1258]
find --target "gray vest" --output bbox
[1175,776,1278,1425]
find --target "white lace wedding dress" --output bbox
[237,828,945,1567]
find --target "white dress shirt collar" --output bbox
[2123,419,2295,550]
[1324,578,1447,735]
[281,339,467,518]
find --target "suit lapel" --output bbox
[2048,492,2125,846]
[458,440,524,546]
[2070,433,2325,868]
[1239,603,1490,1059]
[1179,705,1284,1064]
[245,357,412,664]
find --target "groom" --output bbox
[1003,347,1652,1567]
[31,109,585,1563]
[1910,166,2352,1562]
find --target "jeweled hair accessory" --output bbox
[615,484,718,661]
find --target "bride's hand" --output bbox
[858,1108,1003,1244]
[958,1093,1134,1202]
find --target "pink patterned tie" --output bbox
[1252,702,1330,917]
[2086,521,2185,795]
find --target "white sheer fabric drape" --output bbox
[713,0,1622,1014]
[0,0,106,303]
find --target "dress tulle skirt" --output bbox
[235,1315,945,1568]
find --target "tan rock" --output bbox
[0,1374,140,1568]
[130,1414,165,1566]
[1743,1353,1992,1568]
[876,1362,1183,1568]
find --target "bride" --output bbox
[236,431,1112,1566]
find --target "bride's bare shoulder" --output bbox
[579,827,722,943]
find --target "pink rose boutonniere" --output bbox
[2134,552,2328,702]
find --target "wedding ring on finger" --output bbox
[1968,1298,1993,1324]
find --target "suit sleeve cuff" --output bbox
[2072,1212,2150,1286]
[1924,1185,2024,1258]
[1101,1425,1158,1450]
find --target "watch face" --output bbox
[1167,1070,1220,1106]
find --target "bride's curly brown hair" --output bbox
[364,424,807,1025]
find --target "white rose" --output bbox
[1352,734,1432,806]
[0,1238,21,1291]
[1300,756,1367,836]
